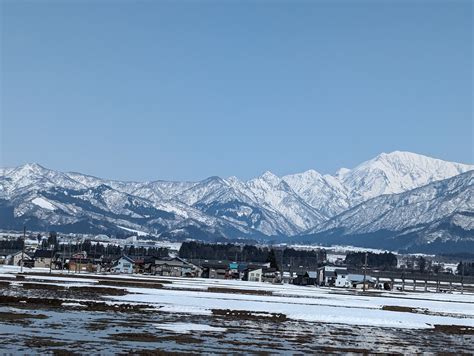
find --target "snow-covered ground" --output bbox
[112,279,474,330]
[1,266,472,331]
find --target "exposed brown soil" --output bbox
[69,285,129,296]
[156,334,204,344]
[0,281,11,287]
[0,294,152,313]
[52,350,82,356]
[433,324,474,335]
[0,294,64,307]
[208,287,272,296]
[0,311,49,321]
[51,349,80,356]
[73,300,151,312]
[382,305,418,313]
[119,349,194,355]
[316,345,372,354]
[24,337,68,348]
[212,309,287,322]
[86,320,111,331]
[21,283,67,291]
[109,332,161,342]
[19,272,172,284]
[98,280,164,289]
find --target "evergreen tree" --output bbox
[266,249,278,270]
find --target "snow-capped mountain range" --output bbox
[1,151,472,252]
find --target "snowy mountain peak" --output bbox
[21,162,45,170]
[1,151,472,246]
[13,162,49,176]
[224,176,242,186]
[335,167,350,178]
[257,171,280,185]
[342,151,473,203]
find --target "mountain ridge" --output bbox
[1,151,472,252]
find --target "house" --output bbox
[7,251,33,267]
[111,256,135,274]
[228,262,249,279]
[33,250,54,268]
[200,261,229,279]
[317,266,348,286]
[282,271,296,284]
[152,257,200,277]
[246,267,281,283]
[248,268,262,282]
[262,268,281,283]
[67,251,102,273]
[293,271,318,286]
[133,256,156,274]
[335,273,376,289]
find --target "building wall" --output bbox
[113,258,134,274]
[34,257,52,268]
[248,269,262,282]
[335,275,350,288]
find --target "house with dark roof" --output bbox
[152,257,200,277]
[200,261,230,279]
[33,249,54,268]
[7,251,33,267]
[293,270,318,286]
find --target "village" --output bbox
[1,231,472,293]
[0,231,473,354]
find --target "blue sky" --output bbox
[1,0,472,181]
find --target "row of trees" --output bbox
[457,262,474,276]
[345,252,398,269]
[1,236,169,259]
[178,241,326,270]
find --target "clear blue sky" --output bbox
[1,0,472,181]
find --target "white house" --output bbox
[335,273,375,289]
[317,266,348,286]
[335,273,351,288]
[111,256,135,274]
[248,268,262,282]
[8,251,32,266]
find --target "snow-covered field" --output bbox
[112,277,474,330]
[1,266,472,331]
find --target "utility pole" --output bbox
[461,262,464,295]
[62,241,66,274]
[49,244,54,274]
[363,252,368,292]
[21,226,26,273]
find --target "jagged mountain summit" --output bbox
[283,151,473,215]
[0,151,472,252]
[300,171,474,253]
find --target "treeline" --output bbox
[458,262,474,276]
[56,240,169,259]
[0,238,23,251]
[345,252,397,269]
[1,236,169,259]
[178,241,326,269]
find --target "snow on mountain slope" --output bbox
[1,163,88,198]
[283,170,350,217]
[245,171,327,231]
[304,171,473,251]
[1,151,472,246]
[340,151,473,204]
[283,151,473,215]
[65,172,194,201]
